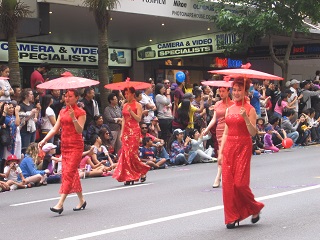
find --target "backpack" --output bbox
[298,90,309,114]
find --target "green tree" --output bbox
[213,0,320,81]
[0,0,32,86]
[83,0,119,110]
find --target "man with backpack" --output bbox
[299,80,320,114]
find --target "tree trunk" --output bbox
[7,34,21,87]
[97,27,109,111]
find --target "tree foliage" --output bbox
[213,0,320,80]
[83,0,119,110]
[0,0,32,86]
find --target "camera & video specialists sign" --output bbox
[0,42,132,67]
[136,32,237,61]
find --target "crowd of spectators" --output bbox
[1,63,320,192]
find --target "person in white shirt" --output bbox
[140,85,156,124]
[288,79,300,122]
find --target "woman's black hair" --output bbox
[135,90,142,98]
[93,114,102,122]
[277,92,288,107]
[107,93,116,104]
[124,87,135,94]
[269,116,280,126]
[155,83,164,95]
[0,65,8,74]
[188,128,198,138]
[66,89,80,97]
[177,99,190,129]
[40,94,53,117]
[90,134,99,145]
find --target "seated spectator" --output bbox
[90,134,116,169]
[188,129,216,164]
[41,143,61,184]
[256,117,266,148]
[304,108,320,142]
[140,137,167,169]
[281,109,299,144]
[148,116,160,138]
[269,116,286,147]
[263,125,280,153]
[0,179,10,192]
[99,128,117,162]
[168,128,191,165]
[296,113,311,146]
[18,142,49,186]
[4,155,33,190]
[79,145,112,178]
[140,122,169,160]
[86,114,112,142]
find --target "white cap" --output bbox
[42,143,57,152]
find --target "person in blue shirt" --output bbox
[139,137,167,169]
[250,80,266,117]
[18,142,49,186]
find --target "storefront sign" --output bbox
[136,32,237,60]
[0,42,132,67]
[248,44,320,57]
[214,57,242,68]
[38,0,238,22]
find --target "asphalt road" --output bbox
[1,145,320,240]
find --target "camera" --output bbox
[110,50,127,64]
[138,47,156,59]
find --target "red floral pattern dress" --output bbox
[59,105,86,194]
[222,101,264,224]
[113,100,150,182]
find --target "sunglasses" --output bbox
[164,82,170,84]
[141,127,148,129]
[105,132,110,135]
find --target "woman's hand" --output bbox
[38,140,46,149]
[68,105,75,119]
[240,107,247,118]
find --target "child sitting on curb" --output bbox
[264,125,280,153]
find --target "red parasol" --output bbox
[36,72,100,90]
[104,78,152,90]
[0,77,9,80]
[201,80,233,88]
[208,63,284,81]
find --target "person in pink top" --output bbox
[30,62,51,90]
[273,91,297,118]
[204,87,234,188]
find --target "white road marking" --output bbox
[59,184,320,240]
[10,183,153,207]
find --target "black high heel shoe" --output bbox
[50,207,63,214]
[251,214,260,224]
[124,181,131,185]
[226,220,239,229]
[73,201,87,211]
[140,175,146,183]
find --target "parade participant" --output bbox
[39,89,87,214]
[218,77,264,229]
[203,87,233,188]
[112,87,150,185]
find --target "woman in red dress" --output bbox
[218,77,264,229]
[113,87,150,185]
[204,87,233,188]
[39,89,86,214]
